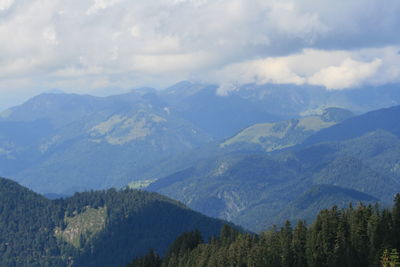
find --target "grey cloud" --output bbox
[0,0,399,109]
[302,0,400,50]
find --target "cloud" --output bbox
[308,58,382,90]
[214,57,305,95]
[0,0,14,11]
[214,46,400,94]
[42,26,59,45]
[0,0,399,108]
[87,0,121,15]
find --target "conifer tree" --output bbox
[393,194,400,250]
[390,249,400,267]
[382,249,391,267]
[292,220,307,267]
[280,220,294,267]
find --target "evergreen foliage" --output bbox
[130,194,400,267]
[0,177,225,267]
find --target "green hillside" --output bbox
[145,105,400,231]
[274,184,379,225]
[303,105,400,146]
[148,128,400,232]
[221,107,353,152]
[129,195,400,267]
[0,177,227,267]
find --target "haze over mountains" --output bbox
[150,113,400,231]
[1,82,400,232]
[148,100,400,231]
[1,82,400,194]
[1,81,400,265]
[2,0,400,265]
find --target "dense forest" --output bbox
[2,176,400,267]
[0,177,225,266]
[128,194,400,267]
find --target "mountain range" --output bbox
[2,82,400,195]
[148,105,400,231]
[1,82,400,233]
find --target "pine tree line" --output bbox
[128,194,400,267]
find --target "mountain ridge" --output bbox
[146,104,400,231]
[0,176,228,266]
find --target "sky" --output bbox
[0,0,400,109]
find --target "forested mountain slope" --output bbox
[148,105,400,231]
[129,195,400,267]
[0,177,227,267]
[0,91,212,194]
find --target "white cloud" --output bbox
[0,0,399,108]
[42,26,59,45]
[214,47,400,94]
[87,0,121,15]
[130,25,141,38]
[0,0,14,11]
[308,58,382,90]
[131,52,212,74]
[215,57,305,95]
